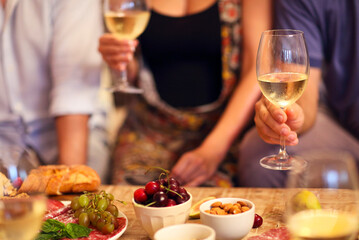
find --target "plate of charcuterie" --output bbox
[45,199,128,240]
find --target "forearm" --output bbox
[55,114,90,165]
[296,67,321,134]
[200,0,271,158]
[202,75,260,154]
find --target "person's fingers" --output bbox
[286,131,298,146]
[254,113,280,143]
[104,52,133,63]
[262,97,287,123]
[99,45,136,55]
[170,159,191,185]
[285,104,304,132]
[255,100,291,138]
[185,175,208,187]
[99,35,137,47]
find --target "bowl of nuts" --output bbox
[199,198,255,240]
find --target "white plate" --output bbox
[60,200,128,240]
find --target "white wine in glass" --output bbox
[0,137,47,240]
[104,0,151,94]
[286,151,359,240]
[256,29,309,170]
[0,196,47,240]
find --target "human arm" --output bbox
[56,115,89,165]
[255,0,324,145]
[170,0,272,186]
[50,1,103,165]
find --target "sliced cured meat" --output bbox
[47,199,65,212]
[62,217,127,240]
[53,207,77,224]
[248,227,290,240]
[44,200,127,240]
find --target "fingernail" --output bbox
[287,133,296,142]
[277,115,283,123]
[280,128,289,136]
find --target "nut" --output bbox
[207,200,251,215]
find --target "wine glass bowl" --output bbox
[103,0,151,94]
[0,195,47,240]
[0,130,47,240]
[256,29,309,170]
[285,151,359,240]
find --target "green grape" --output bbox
[101,223,114,234]
[106,204,119,217]
[96,218,106,231]
[79,194,90,207]
[107,193,115,201]
[79,212,90,227]
[74,208,86,218]
[97,198,109,211]
[89,212,100,226]
[71,196,81,211]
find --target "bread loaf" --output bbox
[18,165,101,195]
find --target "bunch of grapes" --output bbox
[70,191,122,234]
[134,175,190,207]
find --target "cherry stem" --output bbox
[145,201,156,207]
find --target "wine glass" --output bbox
[256,29,309,170]
[0,196,47,240]
[285,151,359,240]
[0,130,47,240]
[103,0,151,94]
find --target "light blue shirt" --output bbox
[0,0,105,164]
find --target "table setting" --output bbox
[1,20,359,240]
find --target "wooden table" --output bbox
[54,186,351,240]
[97,186,286,240]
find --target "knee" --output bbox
[237,128,287,187]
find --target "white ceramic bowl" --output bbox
[200,197,255,240]
[153,223,216,240]
[132,193,192,239]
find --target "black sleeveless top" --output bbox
[138,2,222,108]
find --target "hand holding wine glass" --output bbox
[103,0,151,94]
[256,29,309,170]
[286,151,359,240]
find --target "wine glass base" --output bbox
[108,85,144,94]
[259,155,307,170]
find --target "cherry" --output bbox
[178,187,187,195]
[168,177,179,186]
[167,183,179,198]
[12,177,23,189]
[134,188,148,203]
[166,198,177,207]
[158,178,168,187]
[145,181,160,196]
[175,192,189,204]
[253,213,263,228]
[153,191,168,207]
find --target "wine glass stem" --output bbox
[111,68,129,87]
[119,69,128,86]
[278,134,288,160]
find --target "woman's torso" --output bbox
[139,0,222,108]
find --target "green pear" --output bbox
[290,190,321,212]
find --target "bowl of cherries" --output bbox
[132,173,192,239]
